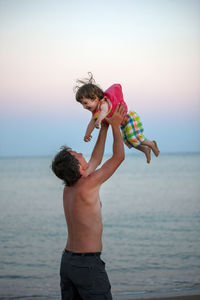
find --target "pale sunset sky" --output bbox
[0,0,200,156]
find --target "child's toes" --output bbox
[146,148,151,164]
[153,141,160,157]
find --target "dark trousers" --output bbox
[60,250,113,300]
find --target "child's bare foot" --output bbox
[144,147,151,164]
[152,141,160,157]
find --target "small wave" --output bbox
[0,275,41,279]
[117,290,149,295]
[0,296,59,300]
[113,285,200,299]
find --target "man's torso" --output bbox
[63,178,103,253]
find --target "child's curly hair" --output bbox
[74,72,104,103]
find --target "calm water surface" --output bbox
[0,153,200,299]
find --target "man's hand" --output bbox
[105,103,126,126]
[101,122,109,129]
[84,135,92,142]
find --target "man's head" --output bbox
[51,146,84,186]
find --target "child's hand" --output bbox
[95,120,101,129]
[84,135,92,142]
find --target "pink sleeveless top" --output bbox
[93,84,128,120]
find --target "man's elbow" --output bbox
[114,153,125,164]
[120,153,125,163]
[94,156,102,166]
[97,158,102,166]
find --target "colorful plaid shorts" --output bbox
[121,111,146,148]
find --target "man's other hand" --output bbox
[105,103,126,127]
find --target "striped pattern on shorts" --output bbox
[121,111,146,148]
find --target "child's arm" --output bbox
[95,102,109,129]
[84,117,96,142]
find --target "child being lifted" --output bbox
[75,73,160,164]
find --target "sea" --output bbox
[0,153,200,300]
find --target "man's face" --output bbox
[69,150,87,169]
[81,97,99,112]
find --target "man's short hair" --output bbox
[51,146,81,186]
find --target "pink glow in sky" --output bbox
[0,0,200,156]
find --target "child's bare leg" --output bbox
[136,145,151,164]
[141,139,160,157]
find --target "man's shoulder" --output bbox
[68,175,98,190]
[64,177,100,204]
[81,171,102,191]
[63,180,87,198]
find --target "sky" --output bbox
[0,0,200,157]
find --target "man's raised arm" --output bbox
[88,104,126,185]
[84,122,109,177]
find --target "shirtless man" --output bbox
[51,104,126,299]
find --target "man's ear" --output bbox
[79,165,85,176]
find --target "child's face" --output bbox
[81,97,99,112]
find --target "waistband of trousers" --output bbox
[64,249,101,257]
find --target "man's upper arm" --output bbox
[84,158,99,177]
[88,155,123,185]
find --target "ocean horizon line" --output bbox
[0,151,200,159]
